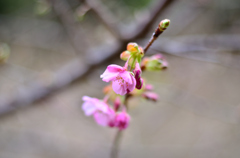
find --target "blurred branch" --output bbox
[84,0,121,39]
[49,0,89,54]
[83,0,175,41]
[123,0,175,40]
[148,35,240,69]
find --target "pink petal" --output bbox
[100,69,119,82]
[96,102,109,113]
[120,71,132,84]
[107,64,124,72]
[126,74,136,92]
[112,80,126,95]
[82,96,91,101]
[82,101,98,116]
[93,112,109,126]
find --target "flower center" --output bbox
[115,76,128,87]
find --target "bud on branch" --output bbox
[144,19,170,53]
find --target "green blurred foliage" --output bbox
[0,0,34,14]
[121,0,152,10]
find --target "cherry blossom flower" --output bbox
[100,64,136,95]
[93,108,115,127]
[82,96,115,127]
[82,96,108,116]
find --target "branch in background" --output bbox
[123,0,175,40]
[84,0,121,39]
[49,0,89,54]
[148,35,240,70]
[84,0,175,41]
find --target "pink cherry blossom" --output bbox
[100,64,136,95]
[114,111,130,130]
[93,108,115,127]
[82,96,116,127]
[82,96,108,116]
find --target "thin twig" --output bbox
[144,20,169,53]
[124,0,175,40]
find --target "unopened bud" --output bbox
[143,53,168,71]
[114,110,130,130]
[145,84,153,91]
[138,46,144,57]
[127,43,138,53]
[142,92,159,102]
[120,51,131,61]
[114,97,121,111]
[159,19,170,31]
[133,63,143,90]
[136,78,143,90]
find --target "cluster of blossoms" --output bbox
[82,42,168,130]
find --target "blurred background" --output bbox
[0,0,240,157]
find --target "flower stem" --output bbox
[110,130,123,158]
[110,93,130,158]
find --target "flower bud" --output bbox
[138,46,144,58]
[120,51,131,61]
[136,78,143,90]
[142,53,168,71]
[145,84,153,91]
[127,43,138,53]
[142,92,159,102]
[114,97,121,111]
[133,63,143,90]
[114,110,130,130]
[159,19,170,31]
